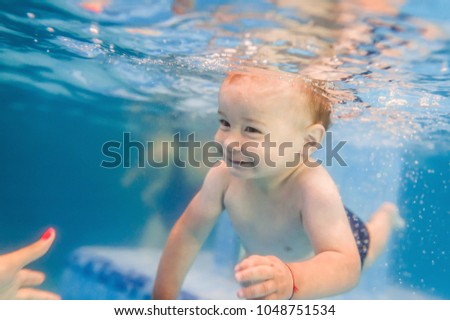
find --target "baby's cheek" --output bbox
[276,146,300,165]
[214,131,223,144]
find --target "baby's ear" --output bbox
[305,123,325,145]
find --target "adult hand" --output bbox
[0,228,61,300]
[234,255,294,300]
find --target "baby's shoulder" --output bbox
[293,165,343,216]
[202,160,230,192]
[295,165,338,197]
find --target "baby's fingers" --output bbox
[16,288,61,300]
[237,280,276,300]
[235,255,270,272]
[235,265,272,284]
[17,269,45,287]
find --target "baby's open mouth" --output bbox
[226,157,255,167]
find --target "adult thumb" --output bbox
[10,228,56,269]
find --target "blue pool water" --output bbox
[0,0,449,299]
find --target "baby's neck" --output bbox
[250,162,306,193]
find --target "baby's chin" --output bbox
[227,162,289,181]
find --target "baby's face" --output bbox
[215,74,313,179]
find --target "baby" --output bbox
[152,68,403,300]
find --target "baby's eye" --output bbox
[244,126,262,134]
[219,119,230,127]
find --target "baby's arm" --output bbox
[152,161,228,299]
[287,173,361,299]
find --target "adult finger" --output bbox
[16,288,61,300]
[17,269,45,287]
[10,228,56,269]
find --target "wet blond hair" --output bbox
[221,69,332,130]
[301,79,332,130]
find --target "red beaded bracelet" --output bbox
[285,263,299,299]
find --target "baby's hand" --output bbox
[234,255,294,300]
[0,228,61,300]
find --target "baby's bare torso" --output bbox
[223,171,315,262]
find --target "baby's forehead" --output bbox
[222,70,312,99]
[221,71,313,110]
[224,70,294,87]
[220,71,315,126]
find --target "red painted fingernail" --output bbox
[41,227,54,240]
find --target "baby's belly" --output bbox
[237,227,315,262]
[225,202,313,262]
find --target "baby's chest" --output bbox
[223,189,312,259]
[223,187,302,237]
[221,177,317,259]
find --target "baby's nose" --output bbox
[222,134,242,152]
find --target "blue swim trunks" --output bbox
[345,207,370,268]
